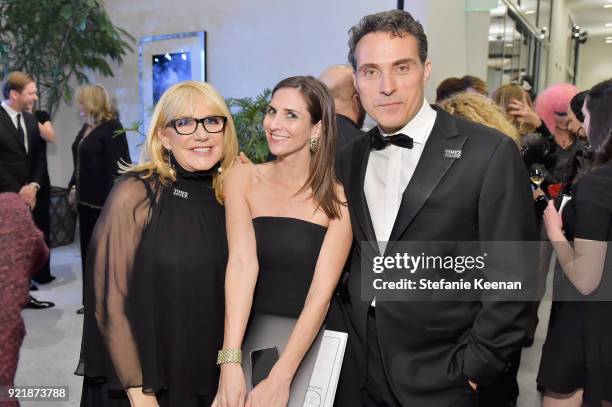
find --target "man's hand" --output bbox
[19,184,38,209]
[468,380,478,391]
[236,151,252,165]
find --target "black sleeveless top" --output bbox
[251,217,326,318]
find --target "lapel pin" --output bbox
[444,149,462,159]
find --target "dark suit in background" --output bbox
[336,114,365,151]
[0,108,47,194]
[332,107,538,406]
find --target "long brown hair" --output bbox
[272,76,343,219]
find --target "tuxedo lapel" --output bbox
[347,130,380,256]
[386,108,466,251]
[0,106,26,154]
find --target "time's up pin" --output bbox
[444,149,462,159]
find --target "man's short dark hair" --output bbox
[348,9,428,70]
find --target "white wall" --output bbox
[576,35,612,90]
[422,0,490,100]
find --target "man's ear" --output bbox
[423,59,432,86]
[352,93,361,114]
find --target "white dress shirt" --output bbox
[364,100,437,306]
[364,99,437,242]
[1,100,29,152]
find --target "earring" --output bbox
[309,137,319,153]
[166,148,176,178]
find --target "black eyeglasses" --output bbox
[166,116,227,135]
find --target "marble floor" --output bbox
[15,242,552,407]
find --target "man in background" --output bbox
[1,71,54,309]
[319,64,366,150]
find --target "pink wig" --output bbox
[534,83,579,136]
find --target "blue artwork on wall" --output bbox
[152,52,192,104]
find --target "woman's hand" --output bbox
[213,363,246,407]
[68,186,76,209]
[532,187,545,201]
[543,200,564,240]
[126,388,159,407]
[507,94,542,128]
[245,372,291,407]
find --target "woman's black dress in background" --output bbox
[68,119,130,303]
[537,164,612,405]
[31,110,53,283]
[75,163,227,407]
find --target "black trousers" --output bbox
[32,182,52,283]
[77,204,102,305]
[362,307,479,407]
[362,307,403,407]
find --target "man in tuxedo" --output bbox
[1,71,54,309]
[333,10,537,406]
[319,64,366,150]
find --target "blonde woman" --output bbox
[68,84,131,313]
[492,84,539,137]
[439,92,521,147]
[75,81,239,407]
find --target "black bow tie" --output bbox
[370,130,414,151]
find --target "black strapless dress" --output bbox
[240,216,327,399]
[251,216,327,318]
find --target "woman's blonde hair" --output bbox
[439,92,521,147]
[492,84,536,136]
[125,80,238,203]
[76,84,116,124]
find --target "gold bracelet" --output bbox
[217,348,242,365]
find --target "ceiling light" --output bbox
[525,10,536,14]
[604,4,612,8]
[606,23,612,27]
[504,43,514,47]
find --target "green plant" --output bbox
[0,0,134,116]
[226,89,271,163]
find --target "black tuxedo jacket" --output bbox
[334,106,538,406]
[0,107,47,193]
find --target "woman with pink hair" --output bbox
[531,83,590,195]
[535,83,579,141]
